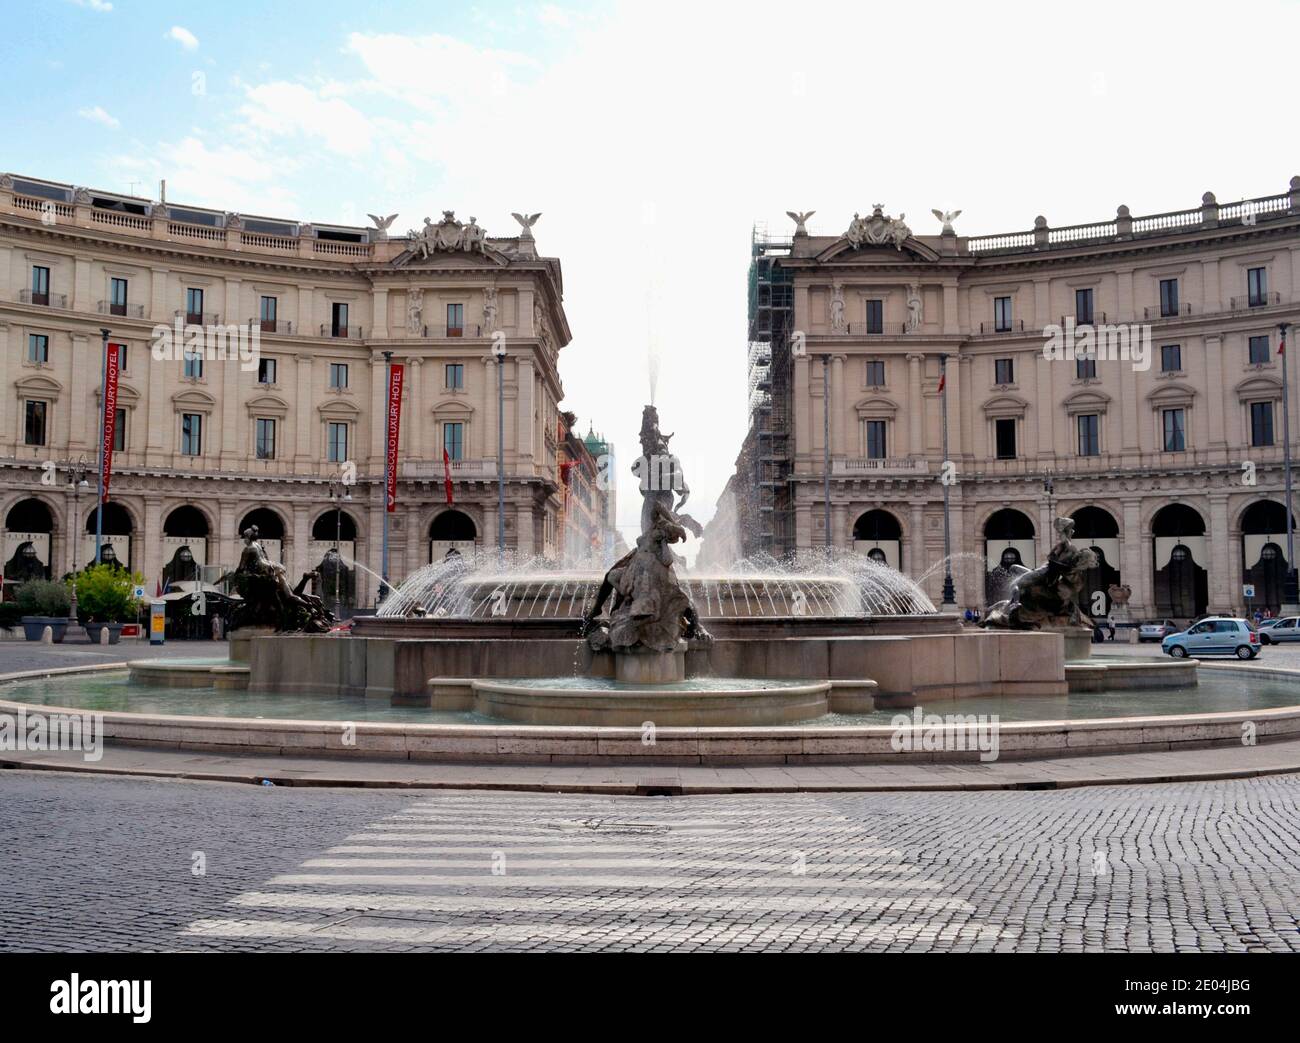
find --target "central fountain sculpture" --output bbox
[581,408,712,683]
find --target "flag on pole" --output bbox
[443,448,454,505]
[1280,330,1287,356]
[937,372,946,394]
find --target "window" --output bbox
[260,295,278,333]
[327,422,349,462]
[443,421,464,461]
[185,287,204,323]
[446,363,464,390]
[257,357,277,385]
[183,345,203,380]
[1251,402,1275,447]
[1162,408,1186,452]
[1159,278,1179,317]
[994,358,1014,385]
[113,407,126,452]
[1077,413,1100,456]
[865,299,883,335]
[447,303,464,337]
[116,344,127,373]
[865,420,886,459]
[24,401,47,446]
[181,413,202,456]
[994,296,1012,332]
[1076,353,1096,380]
[1160,344,1182,372]
[329,363,349,389]
[31,266,50,305]
[110,277,128,316]
[1249,335,1270,365]
[331,302,349,337]
[995,418,1017,459]
[27,334,49,364]
[865,361,885,387]
[1248,267,1267,307]
[1075,288,1094,325]
[255,418,276,460]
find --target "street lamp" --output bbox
[822,354,832,551]
[493,336,507,567]
[327,475,352,618]
[938,353,956,609]
[1280,321,1297,609]
[64,455,92,632]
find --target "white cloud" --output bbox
[238,82,377,157]
[70,0,113,11]
[166,26,198,50]
[78,105,120,129]
[109,136,301,217]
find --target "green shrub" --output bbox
[74,565,144,623]
[0,602,23,628]
[15,579,71,617]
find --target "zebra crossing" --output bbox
[181,792,1018,951]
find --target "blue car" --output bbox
[1162,617,1260,660]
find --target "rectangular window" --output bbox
[447,303,464,337]
[331,302,349,337]
[1160,344,1182,372]
[1159,278,1179,318]
[994,296,1012,332]
[865,420,886,459]
[255,418,276,460]
[1075,287,1094,325]
[445,363,464,390]
[1249,335,1270,365]
[1076,354,1096,380]
[995,418,1017,459]
[1251,402,1275,447]
[113,407,126,452]
[1077,413,1100,456]
[994,358,1014,385]
[118,344,127,373]
[183,345,203,380]
[865,361,885,387]
[185,287,204,323]
[31,266,50,305]
[329,362,349,389]
[1248,267,1267,307]
[327,422,348,463]
[258,357,277,385]
[27,333,49,363]
[24,401,47,446]
[443,421,464,462]
[181,413,202,456]
[1162,408,1186,452]
[865,299,883,335]
[260,295,278,332]
[110,277,128,316]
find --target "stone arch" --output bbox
[1151,503,1208,618]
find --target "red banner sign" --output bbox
[385,363,404,512]
[443,448,455,505]
[100,342,122,503]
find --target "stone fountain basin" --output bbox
[466,678,835,727]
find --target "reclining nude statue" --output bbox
[981,516,1097,631]
[218,526,336,633]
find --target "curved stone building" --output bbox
[0,173,594,606]
[713,179,1300,620]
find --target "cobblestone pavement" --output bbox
[0,638,217,675]
[1,770,1297,952]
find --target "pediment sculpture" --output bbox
[844,204,912,250]
[407,211,488,259]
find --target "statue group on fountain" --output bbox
[981,516,1097,631]
[218,526,336,633]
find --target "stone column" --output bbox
[0,322,9,456]
[515,502,534,556]
[793,355,810,472]
[72,256,91,313]
[831,502,848,550]
[145,342,166,467]
[369,355,386,468]
[68,333,90,451]
[290,501,310,585]
[1201,259,1221,314]
[482,357,497,462]
[295,356,313,465]
[224,276,242,328]
[143,497,164,590]
[942,282,958,335]
[909,501,927,578]
[906,353,924,457]
[1033,279,1050,329]
[1208,493,1231,612]
[217,499,238,576]
[944,352,963,461]
[830,354,846,457]
[219,351,240,466]
[299,285,315,337]
[516,356,535,467]
[406,357,424,465]
[150,268,170,323]
[1204,335,1227,451]
[371,287,389,339]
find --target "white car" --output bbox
[1138,619,1178,642]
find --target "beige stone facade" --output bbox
[0,172,600,605]
[712,179,1300,621]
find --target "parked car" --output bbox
[1138,619,1178,642]
[1257,616,1299,644]
[1162,618,1260,660]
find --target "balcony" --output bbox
[18,288,66,308]
[323,324,364,339]
[98,300,145,318]
[423,324,483,338]
[175,309,221,326]
[832,458,930,476]
[844,322,907,336]
[400,458,498,479]
[977,318,1026,335]
[249,318,295,335]
[1231,291,1282,310]
[1142,302,1193,321]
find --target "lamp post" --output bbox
[493,337,507,567]
[65,456,92,631]
[328,475,352,618]
[939,353,956,609]
[1280,322,1298,610]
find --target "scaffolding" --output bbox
[746,224,794,559]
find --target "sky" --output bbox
[4,0,1298,557]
